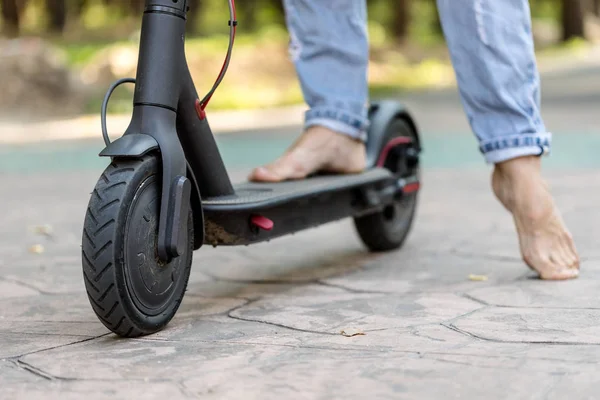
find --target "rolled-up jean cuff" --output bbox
[305,108,369,142]
[480,133,552,164]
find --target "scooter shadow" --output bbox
[184,245,385,301]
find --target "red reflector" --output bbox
[403,182,420,194]
[250,215,274,231]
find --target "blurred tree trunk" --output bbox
[186,0,202,35]
[128,0,144,14]
[71,0,87,17]
[236,1,257,32]
[430,0,442,36]
[562,0,586,41]
[268,0,285,26]
[46,0,67,33]
[391,0,410,43]
[1,0,21,36]
[593,0,600,16]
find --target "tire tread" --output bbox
[82,157,155,338]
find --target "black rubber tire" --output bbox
[81,155,193,338]
[354,118,420,252]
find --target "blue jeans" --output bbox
[283,0,551,164]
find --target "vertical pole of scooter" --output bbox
[130,0,190,260]
[174,0,234,198]
[133,0,187,110]
[176,58,236,197]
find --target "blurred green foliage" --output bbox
[1,0,597,113]
[1,0,596,42]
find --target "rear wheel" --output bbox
[82,155,193,337]
[354,118,420,251]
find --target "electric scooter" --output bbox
[82,0,422,338]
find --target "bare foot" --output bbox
[492,156,580,280]
[248,125,366,182]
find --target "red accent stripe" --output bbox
[403,182,420,194]
[376,136,413,167]
[196,0,237,118]
[195,99,206,120]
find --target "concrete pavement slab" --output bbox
[466,279,600,308]
[0,280,38,299]
[229,285,482,334]
[13,335,600,400]
[3,62,600,396]
[320,251,528,295]
[2,164,599,399]
[452,307,600,344]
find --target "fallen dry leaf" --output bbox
[29,244,45,254]
[33,224,53,237]
[468,274,488,282]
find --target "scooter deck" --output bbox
[201,167,398,246]
[203,168,391,210]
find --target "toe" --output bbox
[562,233,580,270]
[540,267,579,280]
[537,253,579,280]
[523,251,579,281]
[552,242,574,271]
[248,166,283,182]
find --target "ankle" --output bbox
[492,158,555,222]
[494,156,541,179]
[305,125,365,146]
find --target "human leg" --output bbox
[437,0,579,279]
[249,0,369,182]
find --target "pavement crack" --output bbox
[8,359,179,383]
[442,322,600,346]
[0,276,54,296]
[441,305,488,327]
[7,333,110,360]
[459,292,600,310]
[441,322,505,343]
[409,327,446,342]
[316,280,390,294]
[3,331,97,338]
[460,293,490,306]
[423,350,600,365]
[419,355,490,369]
[177,380,196,398]
[227,299,338,336]
[12,359,65,381]
[421,353,556,371]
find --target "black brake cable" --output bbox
[100,0,236,146]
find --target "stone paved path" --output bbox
[1,163,599,399]
[2,62,600,399]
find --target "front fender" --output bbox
[99,133,159,158]
[99,133,205,249]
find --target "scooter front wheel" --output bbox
[82,155,193,337]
